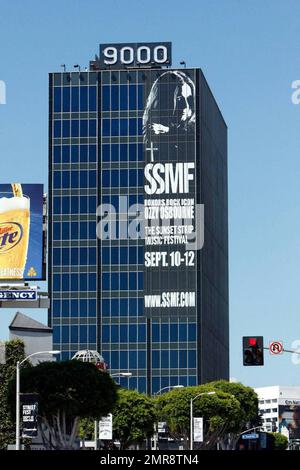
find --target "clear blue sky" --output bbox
[1,0,300,389]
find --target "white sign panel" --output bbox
[193,417,203,442]
[99,413,113,440]
[269,341,283,355]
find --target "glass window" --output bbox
[71,171,79,188]
[89,120,97,136]
[152,351,160,368]
[80,325,87,342]
[71,145,79,162]
[129,119,137,135]
[89,144,96,162]
[111,144,119,161]
[102,85,110,111]
[102,325,110,342]
[120,298,128,316]
[53,146,61,163]
[170,350,178,368]
[80,145,88,162]
[80,87,88,111]
[188,350,196,368]
[54,87,61,112]
[111,351,119,369]
[138,352,146,369]
[161,351,169,368]
[120,144,128,161]
[89,86,97,112]
[129,351,137,369]
[129,85,136,109]
[62,119,70,137]
[62,326,69,343]
[63,87,70,112]
[152,323,160,342]
[179,323,187,341]
[111,119,119,136]
[71,120,79,137]
[129,143,137,161]
[188,324,196,341]
[120,85,128,110]
[120,352,128,369]
[120,247,128,264]
[111,325,119,343]
[111,85,119,110]
[80,120,88,137]
[102,144,110,162]
[120,325,128,343]
[111,170,119,187]
[102,119,110,136]
[71,86,79,112]
[120,273,128,290]
[120,169,128,187]
[54,121,61,138]
[120,119,128,136]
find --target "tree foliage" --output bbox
[7,360,118,449]
[112,389,156,449]
[271,432,288,450]
[0,339,26,450]
[156,384,242,449]
[155,381,260,450]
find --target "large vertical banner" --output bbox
[143,70,197,317]
[279,399,300,439]
[0,184,44,280]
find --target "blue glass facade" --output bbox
[49,64,229,393]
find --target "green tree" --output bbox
[209,380,260,449]
[0,339,26,450]
[112,389,156,449]
[155,385,242,450]
[7,360,118,449]
[271,432,288,450]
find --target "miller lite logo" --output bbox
[0,222,23,253]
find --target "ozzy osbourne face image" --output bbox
[143,70,196,161]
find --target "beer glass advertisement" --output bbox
[279,400,300,439]
[0,183,44,280]
[143,69,198,318]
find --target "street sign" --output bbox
[242,433,259,440]
[193,417,203,442]
[269,341,283,355]
[99,414,112,440]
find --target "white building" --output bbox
[255,385,300,441]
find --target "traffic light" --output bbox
[242,336,264,366]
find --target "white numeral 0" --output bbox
[137,46,151,64]
[120,47,134,64]
[154,46,167,63]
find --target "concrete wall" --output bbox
[9,330,53,365]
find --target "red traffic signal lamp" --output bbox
[243,336,264,366]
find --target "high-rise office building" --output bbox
[48,42,229,393]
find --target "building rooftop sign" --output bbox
[90,42,172,70]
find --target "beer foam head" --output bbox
[0,196,29,213]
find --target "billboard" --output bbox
[279,399,300,439]
[0,184,44,280]
[143,69,198,318]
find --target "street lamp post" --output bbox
[94,372,133,450]
[190,391,216,450]
[153,385,184,450]
[16,350,61,450]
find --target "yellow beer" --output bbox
[0,185,30,279]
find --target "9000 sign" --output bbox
[99,42,172,68]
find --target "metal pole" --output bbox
[16,361,20,450]
[94,420,97,450]
[190,398,193,450]
[153,423,157,450]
